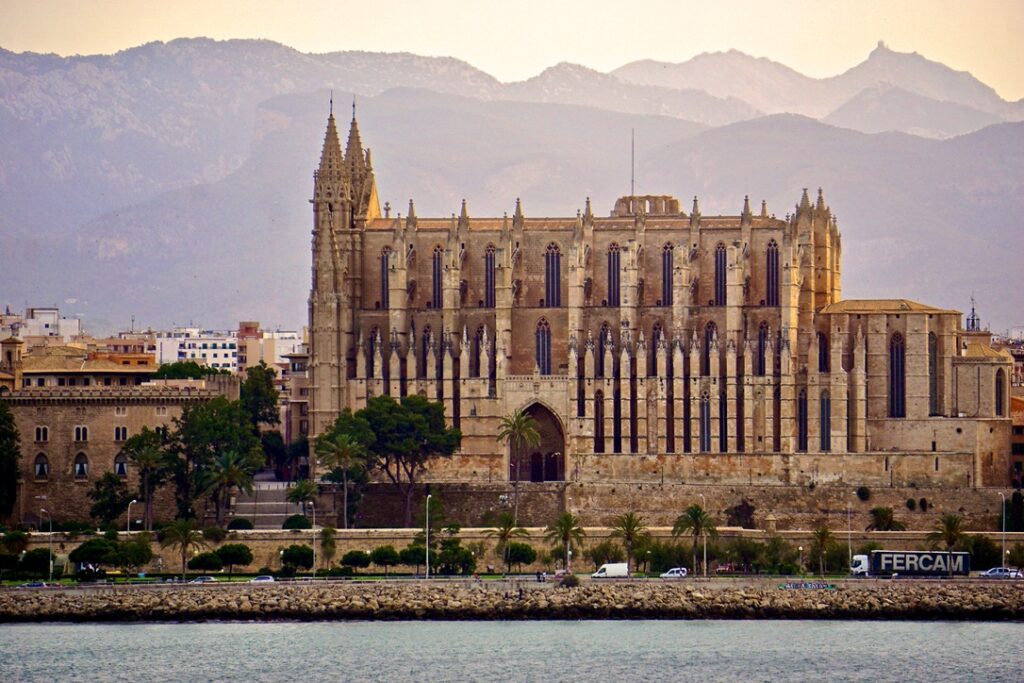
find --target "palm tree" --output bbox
[544,512,585,571]
[866,506,907,532]
[315,431,366,529]
[927,513,966,551]
[610,511,649,572]
[810,526,835,576]
[159,520,207,579]
[202,449,259,527]
[485,512,529,573]
[286,479,318,516]
[495,409,541,525]
[121,427,168,531]
[673,504,717,575]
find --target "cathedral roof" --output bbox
[819,299,958,315]
[962,342,1012,360]
[364,215,783,232]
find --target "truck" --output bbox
[591,562,629,578]
[850,550,970,578]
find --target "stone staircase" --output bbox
[228,482,304,530]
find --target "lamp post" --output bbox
[39,508,52,582]
[127,499,137,535]
[425,494,432,580]
[999,492,1006,567]
[310,502,316,578]
[798,546,804,574]
[567,549,573,574]
[847,503,853,567]
[699,493,708,577]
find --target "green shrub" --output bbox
[4,530,31,554]
[281,544,314,569]
[505,542,536,572]
[187,552,224,571]
[216,544,254,575]
[370,545,400,576]
[256,566,273,575]
[341,550,371,569]
[202,527,227,544]
[227,518,254,531]
[20,548,54,577]
[584,540,625,570]
[282,515,312,530]
[69,538,118,565]
[856,486,871,502]
[559,573,580,588]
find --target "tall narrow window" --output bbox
[649,323,663,377]
[420,326,432,378]
[34,454,49,479]
[115,454,128,478]
[702,322,717,376]
[996,369,1005,417]
[699,393,712,453]
[471,326,484,378]
[756,322,769,377]
[714,242,727,306]
[796,389,808,452]
[820,390,831,452]
[594,390,605,452]
[484,244,496,308]
[367,327,378,378]
[431,245,443,309]
[766,239,780,306]
[718,391,728,452]
[74,453,89,479]
[928,332,938,415]
[661,243,674,306]
[535,319,551,375]
[597,322,611,378]
[380,247,392,309]
[607,243,621,307]
[545,243,561,307]
[889,333,906,418]
[817,332,829,373]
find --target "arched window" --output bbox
[484,244,496,308]
[431,245,443,309]
[820,390,831,452]
[702,322,717,376]
[796,389,808,452]
[699,392,712,453]
[367,327,378,377]
[535,319,552,375]
[34,426,48,443]
[714,242,727,306]
[718,390,728,452]
[607,243,621,307]
[817,332,829,373]
[420,326,432,379]
[889,333,906,418]
[661,243,674,306]
[928,332,938,415]
[380,247,392,309]
[74,425,88,442]
[34,454,49,480]
[544,243,561,307]
[471,326,485,378]
[74,453,89,479]
[996,368,1005,417]
[756,322,769,377]
[597,322,611,378]
[594,390,605,453]
[766,239,780,306]
[648,323,663,377]
[115,453,128,478]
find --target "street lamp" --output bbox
[999,492,1006,567]
[567,549,573,573]
[309,502,316,578]
[798,546,804,574]
[699,493,708,577]
[127,499,138,535]
[847,503,853,567]
[425,494,432,579]
[39,508,52,582]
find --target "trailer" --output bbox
[850,550,970,577]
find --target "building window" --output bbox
[594,390,605,453]
[607,243,621,307]
[820,390,831,452]
[74,425,89,442]
[34,426,48,443]
[114,454,128,478]
[714,242,727,306]
[817,332,829,373]
[649,323,663,377]
[699,393,712,453]
[597,322,611,378]
[756,322,769,377]
[996,368,1005,417]
[431,245,443,309]
[889,333,906,418]
[155,406,168,416]
[299,419,308,435]
[702,322,717,376]
[796,389,808,452]
[115,406,127,416]
[766,239,780,307]
[484,244,496,308]
[420,326,432,378]
[928,332,938,415]
[535,319,552,375]
[471,326,485,378]
[544,243,561,307]
[380,247,392,310]
[114,426,128,442]
[718,391,727,453]
[661,243,673,306]
[74,453,89,479]
[34,454,49,480]
[367,327,378,377]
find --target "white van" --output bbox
[592,562,629,578]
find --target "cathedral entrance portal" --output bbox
[509,403,565,483]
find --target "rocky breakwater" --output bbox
[1,580,1022,623]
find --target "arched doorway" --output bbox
[509,403,566,483]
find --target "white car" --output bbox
[979,567,1023,579]
[660,567,688,579]
[249,575,276,583]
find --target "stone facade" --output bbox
[307,112,1014,489]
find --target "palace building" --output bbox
[308,111,1015,488]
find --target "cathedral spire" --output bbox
[345,104,365,169]
[816,187,825,211]
[317,106,344,179]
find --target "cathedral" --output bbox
[308,110,1015,489]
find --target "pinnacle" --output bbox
[345,111,364,167]
[317,112,344,178]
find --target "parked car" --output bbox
[659,567,688,579]
[188,576,218,584]
[715,563,735,574]
[553,569,569,579]
[979,567,1023,579]
[249,575,276,583]
[18,581,48,589]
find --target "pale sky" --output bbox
[2,0,1023,100]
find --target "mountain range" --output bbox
[0,38,1020,332]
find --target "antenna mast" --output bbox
[631,128,635,196]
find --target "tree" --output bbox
[486,512,529,573]
[20,548,55,578]
[320,527,337,568]
[584,540,625,570]
[495,409,540,526]
[357,395,461,527]
[866,506,906,532]
[2,530,29,554]
[400,545,426,575]
[113,535,153,572]
[188,551,224,572]
[120,427,169,531]
[285,479,317,516]
[69,538,118,566]
[0,400,21,520]
[341,549,371,570]
[505,542,536,573]
[926,513,966,551]
[543,512,585,571]
[672,504,718,576]
[281,544,314,570]
[316,410,372,529]
[810,526,836,575]
[216,543,253,576]
[240,360,280,429]
[201,448,261,527]
[728,538,764,574]
[610,511,649,571]
[87,472,135,526]
[154,361,228,379]
[282,514,312,530]
[159,520,208,578]
[370,545,400,576]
